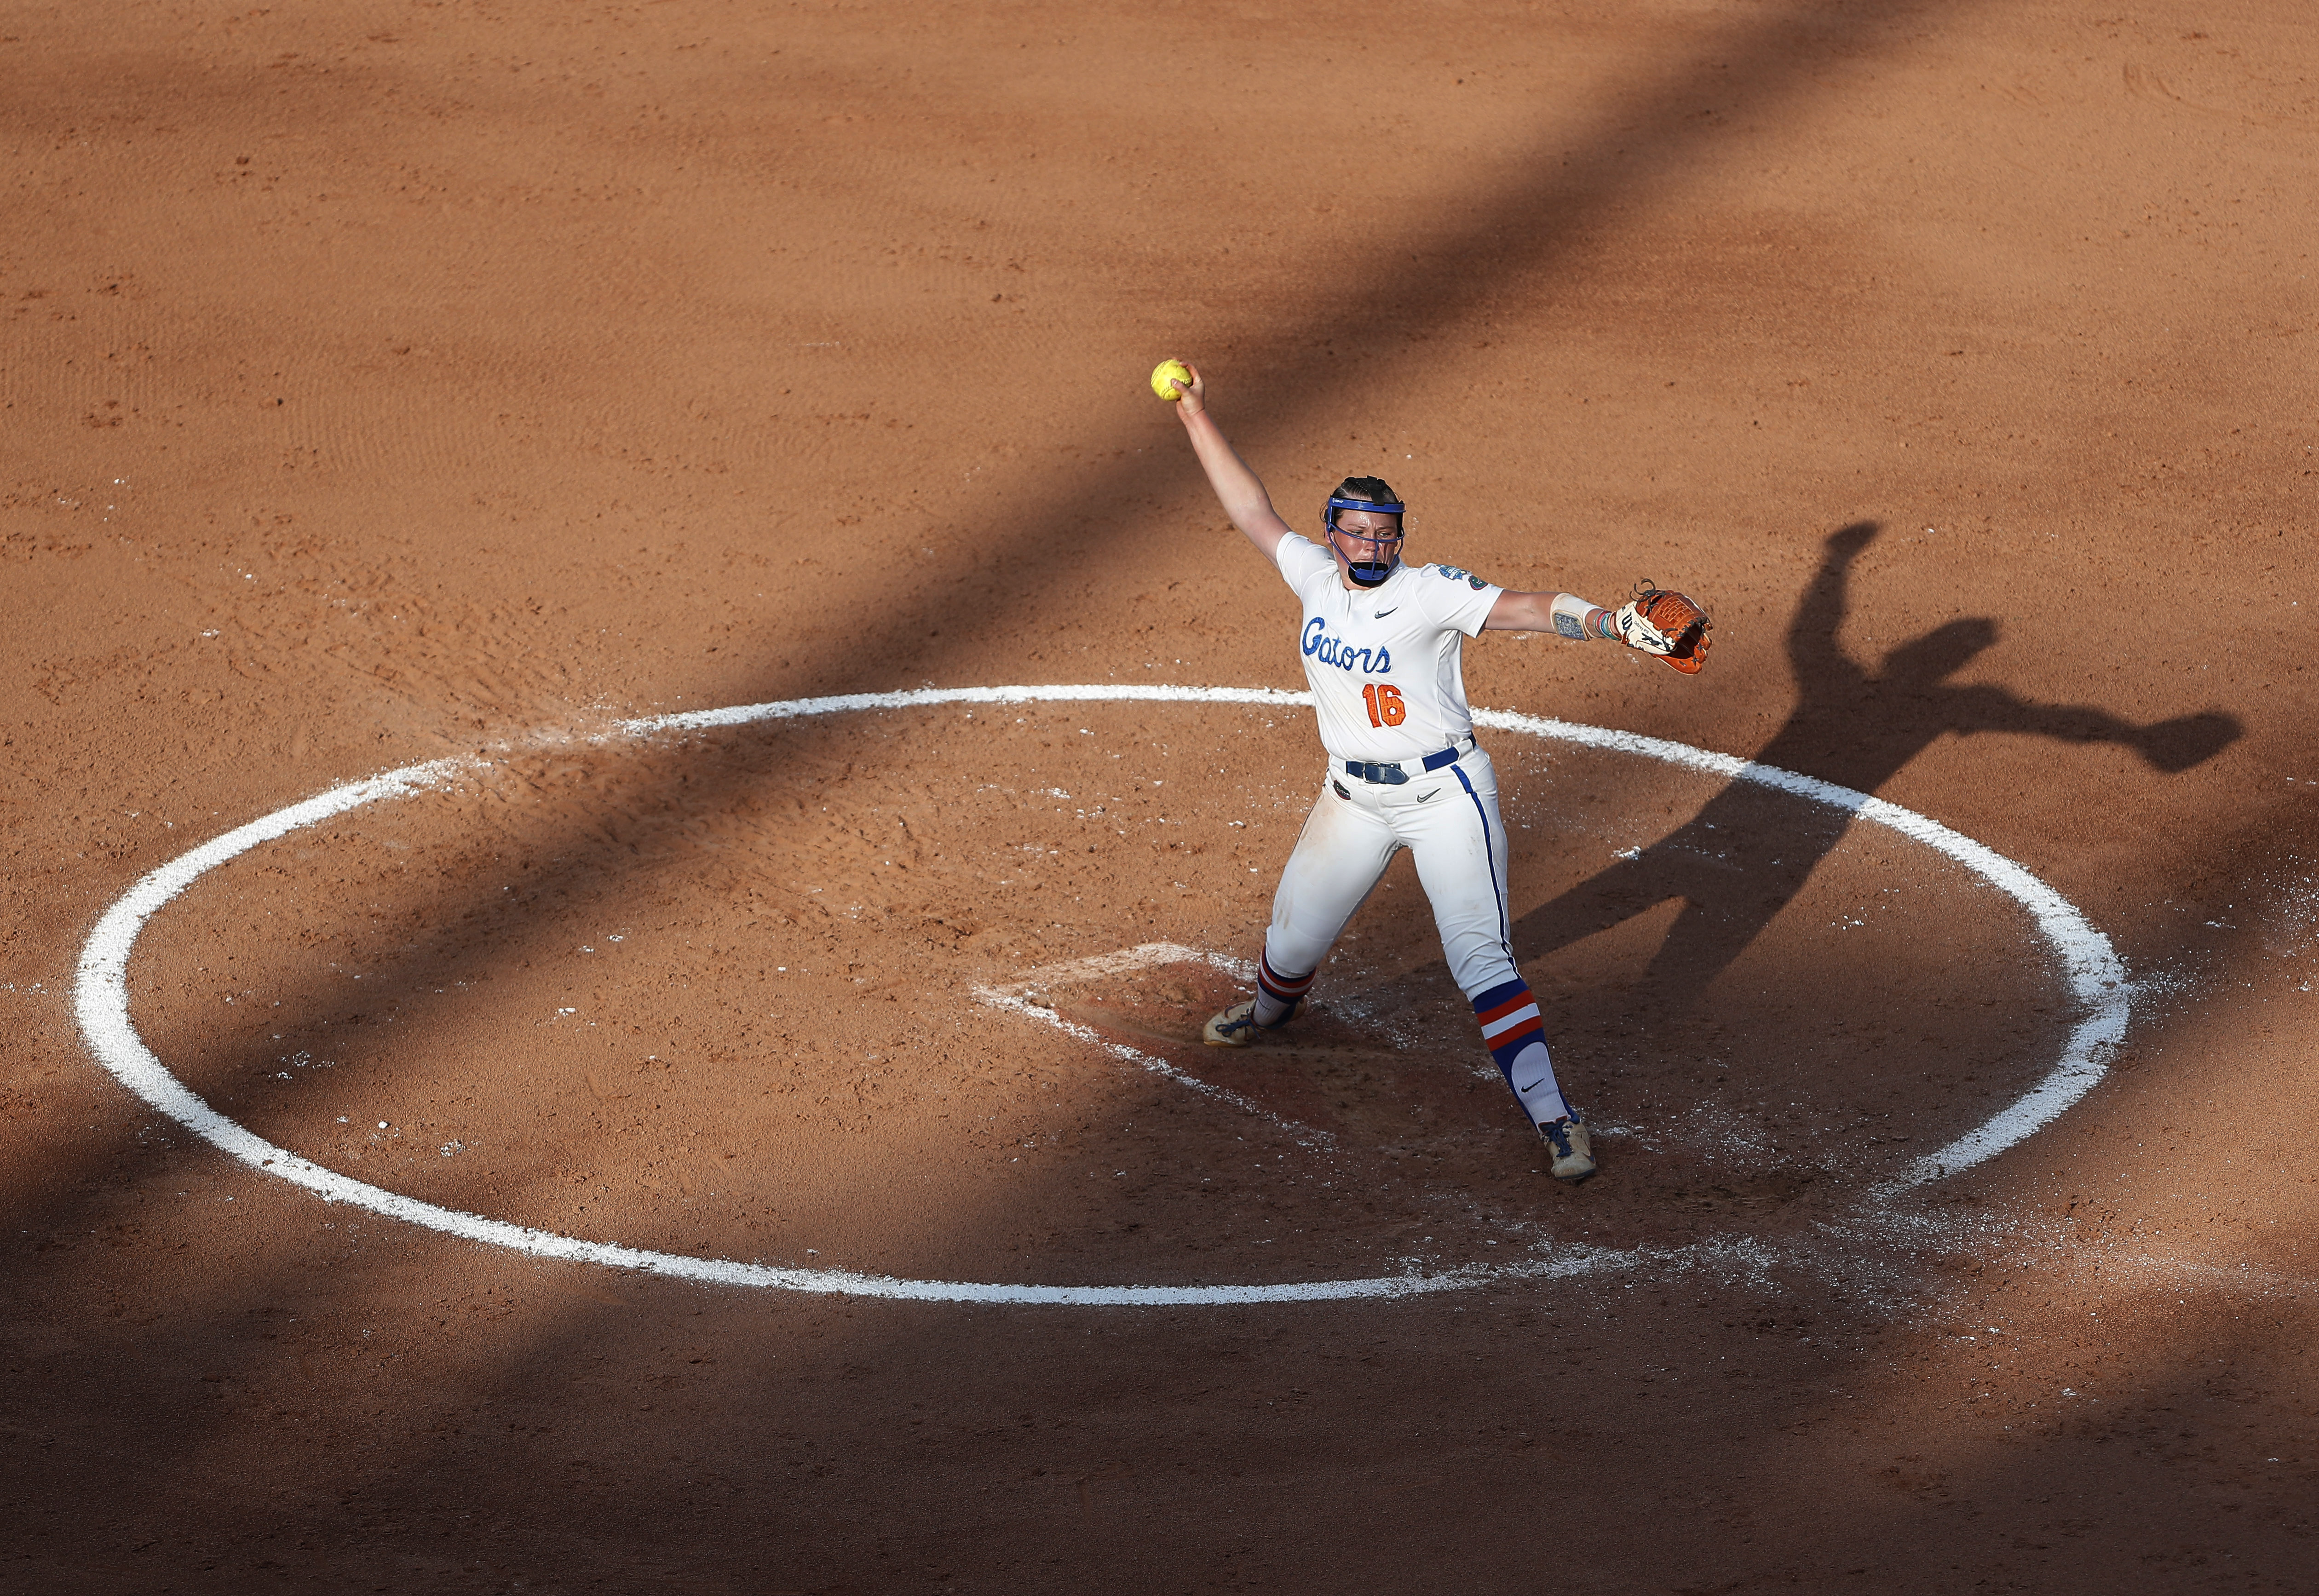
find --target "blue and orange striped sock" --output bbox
[1471,977,1571,1125]
[1251,952,1315,1028]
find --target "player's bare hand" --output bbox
[1169,360,1207,417]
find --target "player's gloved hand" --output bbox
[1612,599,1675,655]
[1616,586,1713,674]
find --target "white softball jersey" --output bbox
[1272,535,1501,765]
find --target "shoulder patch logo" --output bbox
[1432,564,1491,590]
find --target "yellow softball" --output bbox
[1150,358,1192,401]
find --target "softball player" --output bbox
[1163,361,1694,1182]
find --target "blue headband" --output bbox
[1326,497,1405,519]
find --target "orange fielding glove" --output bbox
[1612,583,1713,675]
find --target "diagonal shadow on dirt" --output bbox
[72,0,2085,1232]
[15,0,2297,1588]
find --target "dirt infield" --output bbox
[5,0,2314,1590]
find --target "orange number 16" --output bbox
[1361,682,1407,728]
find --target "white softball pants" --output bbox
[1263,744,1519,1002]
[1255,745,1570,1125]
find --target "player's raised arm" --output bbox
[1486,586,1714,674]
[1155,360,1294,561]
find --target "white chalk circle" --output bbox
[73,685,2128,1306]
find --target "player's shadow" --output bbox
[1504,520,2238,1011]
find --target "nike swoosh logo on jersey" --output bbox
[1372,606,1398,618]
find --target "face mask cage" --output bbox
[1324,495,1405,588]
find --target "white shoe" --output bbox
[1203,999,1265,1048]
[1539,1114,1595,1183]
